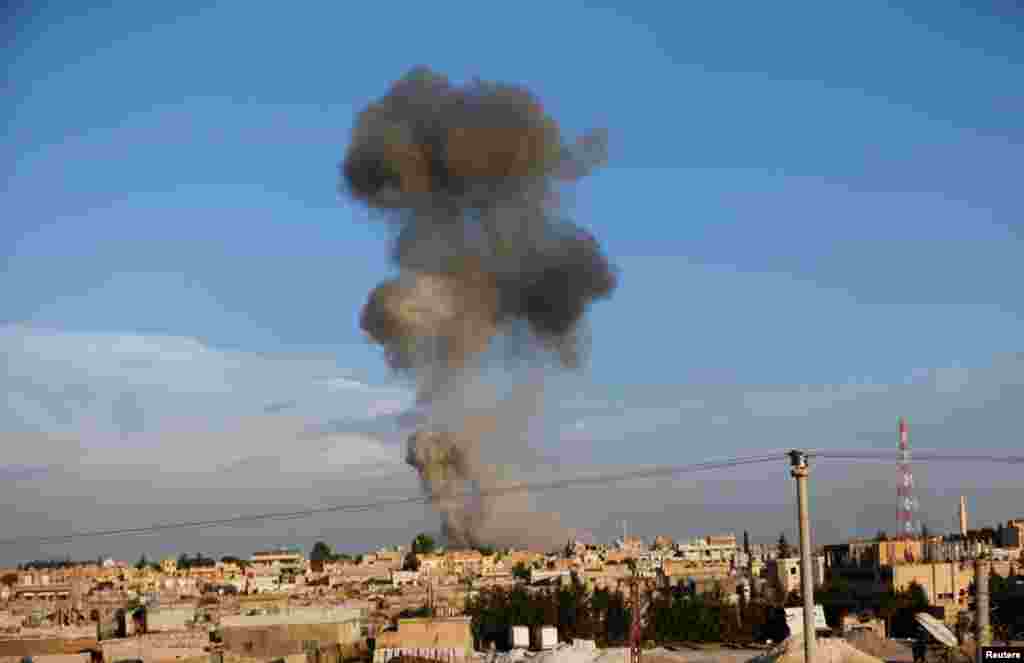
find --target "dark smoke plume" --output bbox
[341,66,616,548]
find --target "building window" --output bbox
[790,568,798,575]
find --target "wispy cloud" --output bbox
[2,325,1020,563]
[263,400,298,414]
[1,324,414,447]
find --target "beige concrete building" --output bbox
[375,617,473,659]
[251,549,306,574]
[676,535,738,564]
[445,550,484,577]
[618,536,644,554]
[766,556,826,597]
[652,535,675,550]
[891,561,972,620]
[220,620,361,660]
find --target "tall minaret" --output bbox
[897,417,919,539]
[958,496,968,536]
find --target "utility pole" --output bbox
[630,570,642,663]
[975,559,991,646]
[789,450,815,663]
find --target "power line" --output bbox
[809,450,1024,464]
[4,449,1022,548]
[0,453,785,547]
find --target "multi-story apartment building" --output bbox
[676,534,738,564]
[391,570,420,587]
[653,535,675,550]
[579,549,604,571]
[187,564,222,585]
[250,547,306,575]
[502,550,541,570]
[765,556,826,598]
[220,559,243,579]
[365,548,404,567]
[445,550,484,577]
[618,536,645,554]
[417,553,447,576]
[8,570,78,601]
[823,531,1022,625]
[1006,519,1024,547]
[603,549,633,565]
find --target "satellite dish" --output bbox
[915,613,957,648]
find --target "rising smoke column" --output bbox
[341,66,616,548]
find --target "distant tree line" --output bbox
[464,572,952,649]
[177,553,217,569]
[134,555,161,572]
[974,569,1024,640]
[465,573,790,649]
[311,541,357,564]
[16,558,92,570]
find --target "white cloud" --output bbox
[1,324,415,447]
[2,325,1021,563]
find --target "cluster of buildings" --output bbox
[7,518,1019,609]
[821,516,1024,625]
[2,507,1021,657]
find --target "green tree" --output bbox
[310,541,333,562]
[403,552,420,572]
[603,588,629,643]
[875,530,889,542]
[743,531,751,557]
[876,588,899,636]
[1,572,18,587]
[221,555,245,565]
[818,576,857,628]
[777,532,793,559]
[412,533,436,555]
[135,554,148,570]
[512,562,531,582]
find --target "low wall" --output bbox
[99,631,211,662]
[220,608,363,628]
[372,647,463,663]
[147,608,196,632]
[0,638,98,657]
[220,620,361,659]
[0,655,89,663]
[375,619,472,659]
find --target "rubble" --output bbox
[746,635,884,663]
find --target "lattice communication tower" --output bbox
[897,416,920,539]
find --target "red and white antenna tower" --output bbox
[897,417,920,539]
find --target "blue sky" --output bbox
[2,1,1022,562]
